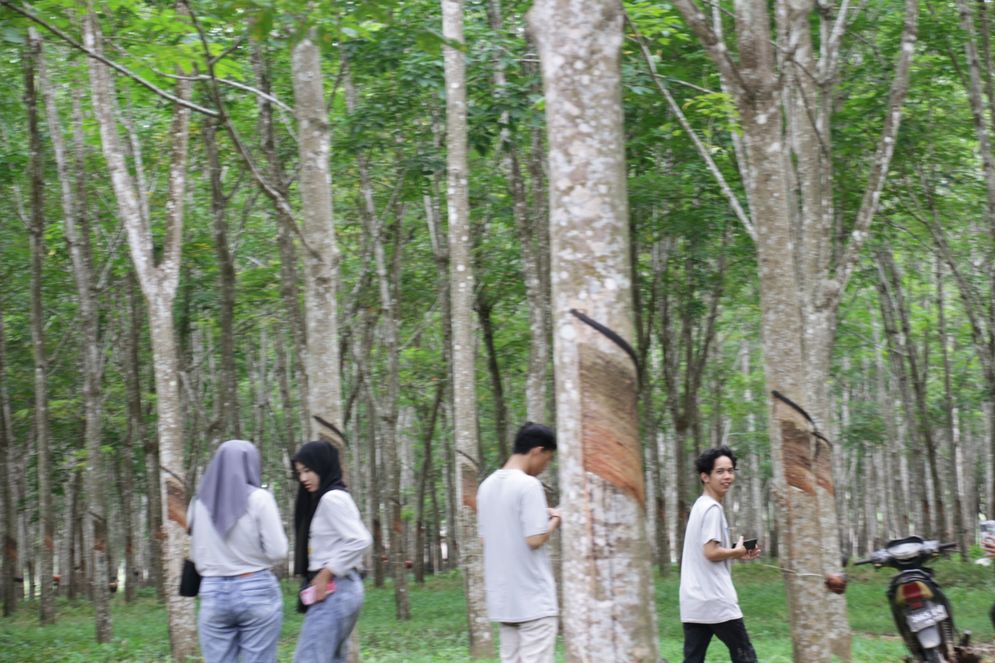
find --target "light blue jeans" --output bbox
[198,570,283,663]
[293,571,364,663]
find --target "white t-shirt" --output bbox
[477,469,558,623]
[307,490,372,576]
[679,494,743,623]
[189,488,288,576]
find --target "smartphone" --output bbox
[299,580,336,606]
[743,538,758,551]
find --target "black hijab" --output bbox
[292,441,348,576]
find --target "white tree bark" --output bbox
[35,29,112,640]
[292,35,343,443]
[530,0,658,659]
[83,6,195,658]
[23,27,56,627]
[442,0,492,656]
[487,0,551,424]
[668,0,919,656]
[290,36,357,657]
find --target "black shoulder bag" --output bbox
[179,510,201,597]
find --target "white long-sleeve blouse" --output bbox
[307,489,372,577]
[190,488,288,576]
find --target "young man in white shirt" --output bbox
[679,445,761,663]
[477,422,560,663]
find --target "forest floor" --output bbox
[1,558,994,661]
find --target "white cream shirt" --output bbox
[307,490,372,576]
[189,487,288,577]
[477,468,558,623]
[679,494,743,623]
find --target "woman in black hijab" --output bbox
[291,441,371,663]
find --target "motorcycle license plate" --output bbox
[907,604,948,632]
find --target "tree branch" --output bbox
[827,0,918,310]
[179,0,316,257]
[155,70,295,114]
[625,11,756,242]
[670,0,749,98]
[2,0,218,117]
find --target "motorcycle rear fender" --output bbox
[916,624,942,650]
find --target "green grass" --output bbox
[1,560,993,661]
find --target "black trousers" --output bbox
[682,619,758,663]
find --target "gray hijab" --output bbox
[195,439,261,537]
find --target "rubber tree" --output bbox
[529,0,659,659]
[83,6,196,657]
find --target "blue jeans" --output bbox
[198,570,283,663]
[293,571,364,663]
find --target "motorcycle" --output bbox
[855,536,963,662]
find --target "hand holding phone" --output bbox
[299,580,336,606]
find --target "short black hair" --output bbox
[694,445,737,479]
[513,422,556,455]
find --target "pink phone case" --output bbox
[299,580,337,605]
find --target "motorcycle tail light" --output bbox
[897,581,932,609]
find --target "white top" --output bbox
[477,469,558,623]
[679,494,743,623]
[307,490,372,576]
[190,488,288,576]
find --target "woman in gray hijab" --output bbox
[188,439,288,663]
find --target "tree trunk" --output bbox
[525,43,553,426]
[530,1,658,658]
[430,456,445,573]
[291,35,343,445]
[117,427,138,603]
[876,247,945,538]
[62,479,79,599]
[400,409,417,574]
[441,0,491,655]
[0,295,18,616]
[203,119,241,439]
[658,234,726,559]
[668,0,918,654]
[125,275,163,596]
[24,31,55,626]
[36,31,112,638]
[83,7,194,657]
[368,202,410,621]
[943,0,995,536]
[361,377,386,589]
[632,225,666,572]
[936,259,969,559]
[487,0,551,425]
[290,38,355,647]
[475,292,509,464]
[442,0,494,659]
[741,30,829,663]
[251,39,309,435]
[415,382,445,584]
[424,186,458,572]
[739,340,766,546]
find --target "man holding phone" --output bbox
[477,422,560,663]
[679,446,761,663]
